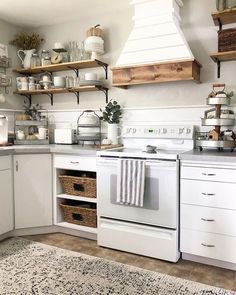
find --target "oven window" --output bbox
[110,175,159,210]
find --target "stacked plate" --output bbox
[80,80,102,86]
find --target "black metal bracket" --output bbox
[217,17,222,31]
[71,91,80,104]
[96,60,108,79]
[22,94,32,106]
[67,67,79,77]
[217,59,221,79]
[97,86,109,103]
[45,93,54,105]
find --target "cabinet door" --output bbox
[0,157,14,235]
[14,154,52,229]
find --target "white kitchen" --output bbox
[0,0,236,294]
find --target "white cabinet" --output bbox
[180,161,236,264]
[14,154,52,229]
[53,154,97,235]
[0,155,13,235]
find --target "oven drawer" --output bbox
[181,165,236,183]
[54,154,96,171]
[98,218,180,262]
[181,179,236,210]
[0,155,11,171]
[181,229,236,263]
[181,204,236,236]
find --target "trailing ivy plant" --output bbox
[100,100,122,124]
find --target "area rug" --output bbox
[0,238,235,295]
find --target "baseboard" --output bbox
[0,226,97,241]
[182,253,236,271]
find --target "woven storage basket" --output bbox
[60,203,97,228]
[218,29,236,52]
[59,175,96,198]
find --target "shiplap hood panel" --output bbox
[116,0,194,66]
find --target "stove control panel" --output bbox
[123,125,194,139]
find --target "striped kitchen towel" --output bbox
[117,159,145,207]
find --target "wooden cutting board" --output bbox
[100,144,123,150]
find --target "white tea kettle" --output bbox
[0,116,8,145]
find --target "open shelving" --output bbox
[13,59,109,105]
[210,9,236,78]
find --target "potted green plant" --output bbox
[100,100,122,144]
[9,32,44,68]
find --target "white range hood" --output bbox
[116,0,194,66]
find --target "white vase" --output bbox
[107,123,120,145]
[17,49,36,69]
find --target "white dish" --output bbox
[39,80,53,84]
[80,80,102,86]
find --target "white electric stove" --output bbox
[97,125,194,262]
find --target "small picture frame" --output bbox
[0,43,8,58]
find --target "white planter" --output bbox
[107,123,120,145]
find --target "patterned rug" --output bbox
[0,238,235,295]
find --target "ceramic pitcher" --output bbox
[107,123,121,145]
[17,49,36,69]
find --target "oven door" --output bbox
[97,157,179,228]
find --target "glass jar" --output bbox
[42,56,51,66]
[216,0,226,11]
[41,50,51,66]
[226,0,236,8]
[30,53,40,68]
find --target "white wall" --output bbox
[30,0,236,111]
[0,19,25,110]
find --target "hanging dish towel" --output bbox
[117,159,145,207]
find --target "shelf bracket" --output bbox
[218,17,222,31]
[45,93,54,105]
[70,91,80,104]
[96,60,108,79]
[68,66,79,77]
[22,94,32,107]
[97,86,109,103]
[217,59,221,79]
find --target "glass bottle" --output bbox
[41,50,51,66]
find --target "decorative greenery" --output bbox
[9,32,44,50]
[100,100,122,124]
[23,101,41,120]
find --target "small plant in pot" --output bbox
[100,100,122,145]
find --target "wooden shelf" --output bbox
[13,59,108,75]
[210,50,236,62]
[212,8,236,26]
[111,59,202,87]
[14,88,68,95]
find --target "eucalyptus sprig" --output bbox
[100,100,122,124]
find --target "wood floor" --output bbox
[25,233,236,292]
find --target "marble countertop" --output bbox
[179,149,236,163]
[0,144,101,156]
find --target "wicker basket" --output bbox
[59,175,96,198]
[218,29,236,52]
[60,202,97,228]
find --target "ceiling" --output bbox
[0,0,124,28]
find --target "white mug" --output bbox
[20,81,28,91]
[38,127,47,140]
[53,76,66,87]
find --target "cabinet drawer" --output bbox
[0,155,11,170]
[181,229,236,263]
[181,165,236,183]
[181,204,236,236]
[181,179,236,210]
[54,154,96,171]
[180,179,236,210]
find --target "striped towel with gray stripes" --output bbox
[117,159,145,207]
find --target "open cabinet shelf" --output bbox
[210,50,236,62]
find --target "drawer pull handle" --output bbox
[202,173,216,176]
[70,161,79,164]
[201,243,215,248]
[201,218,215,222]
[201,193,215,196]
